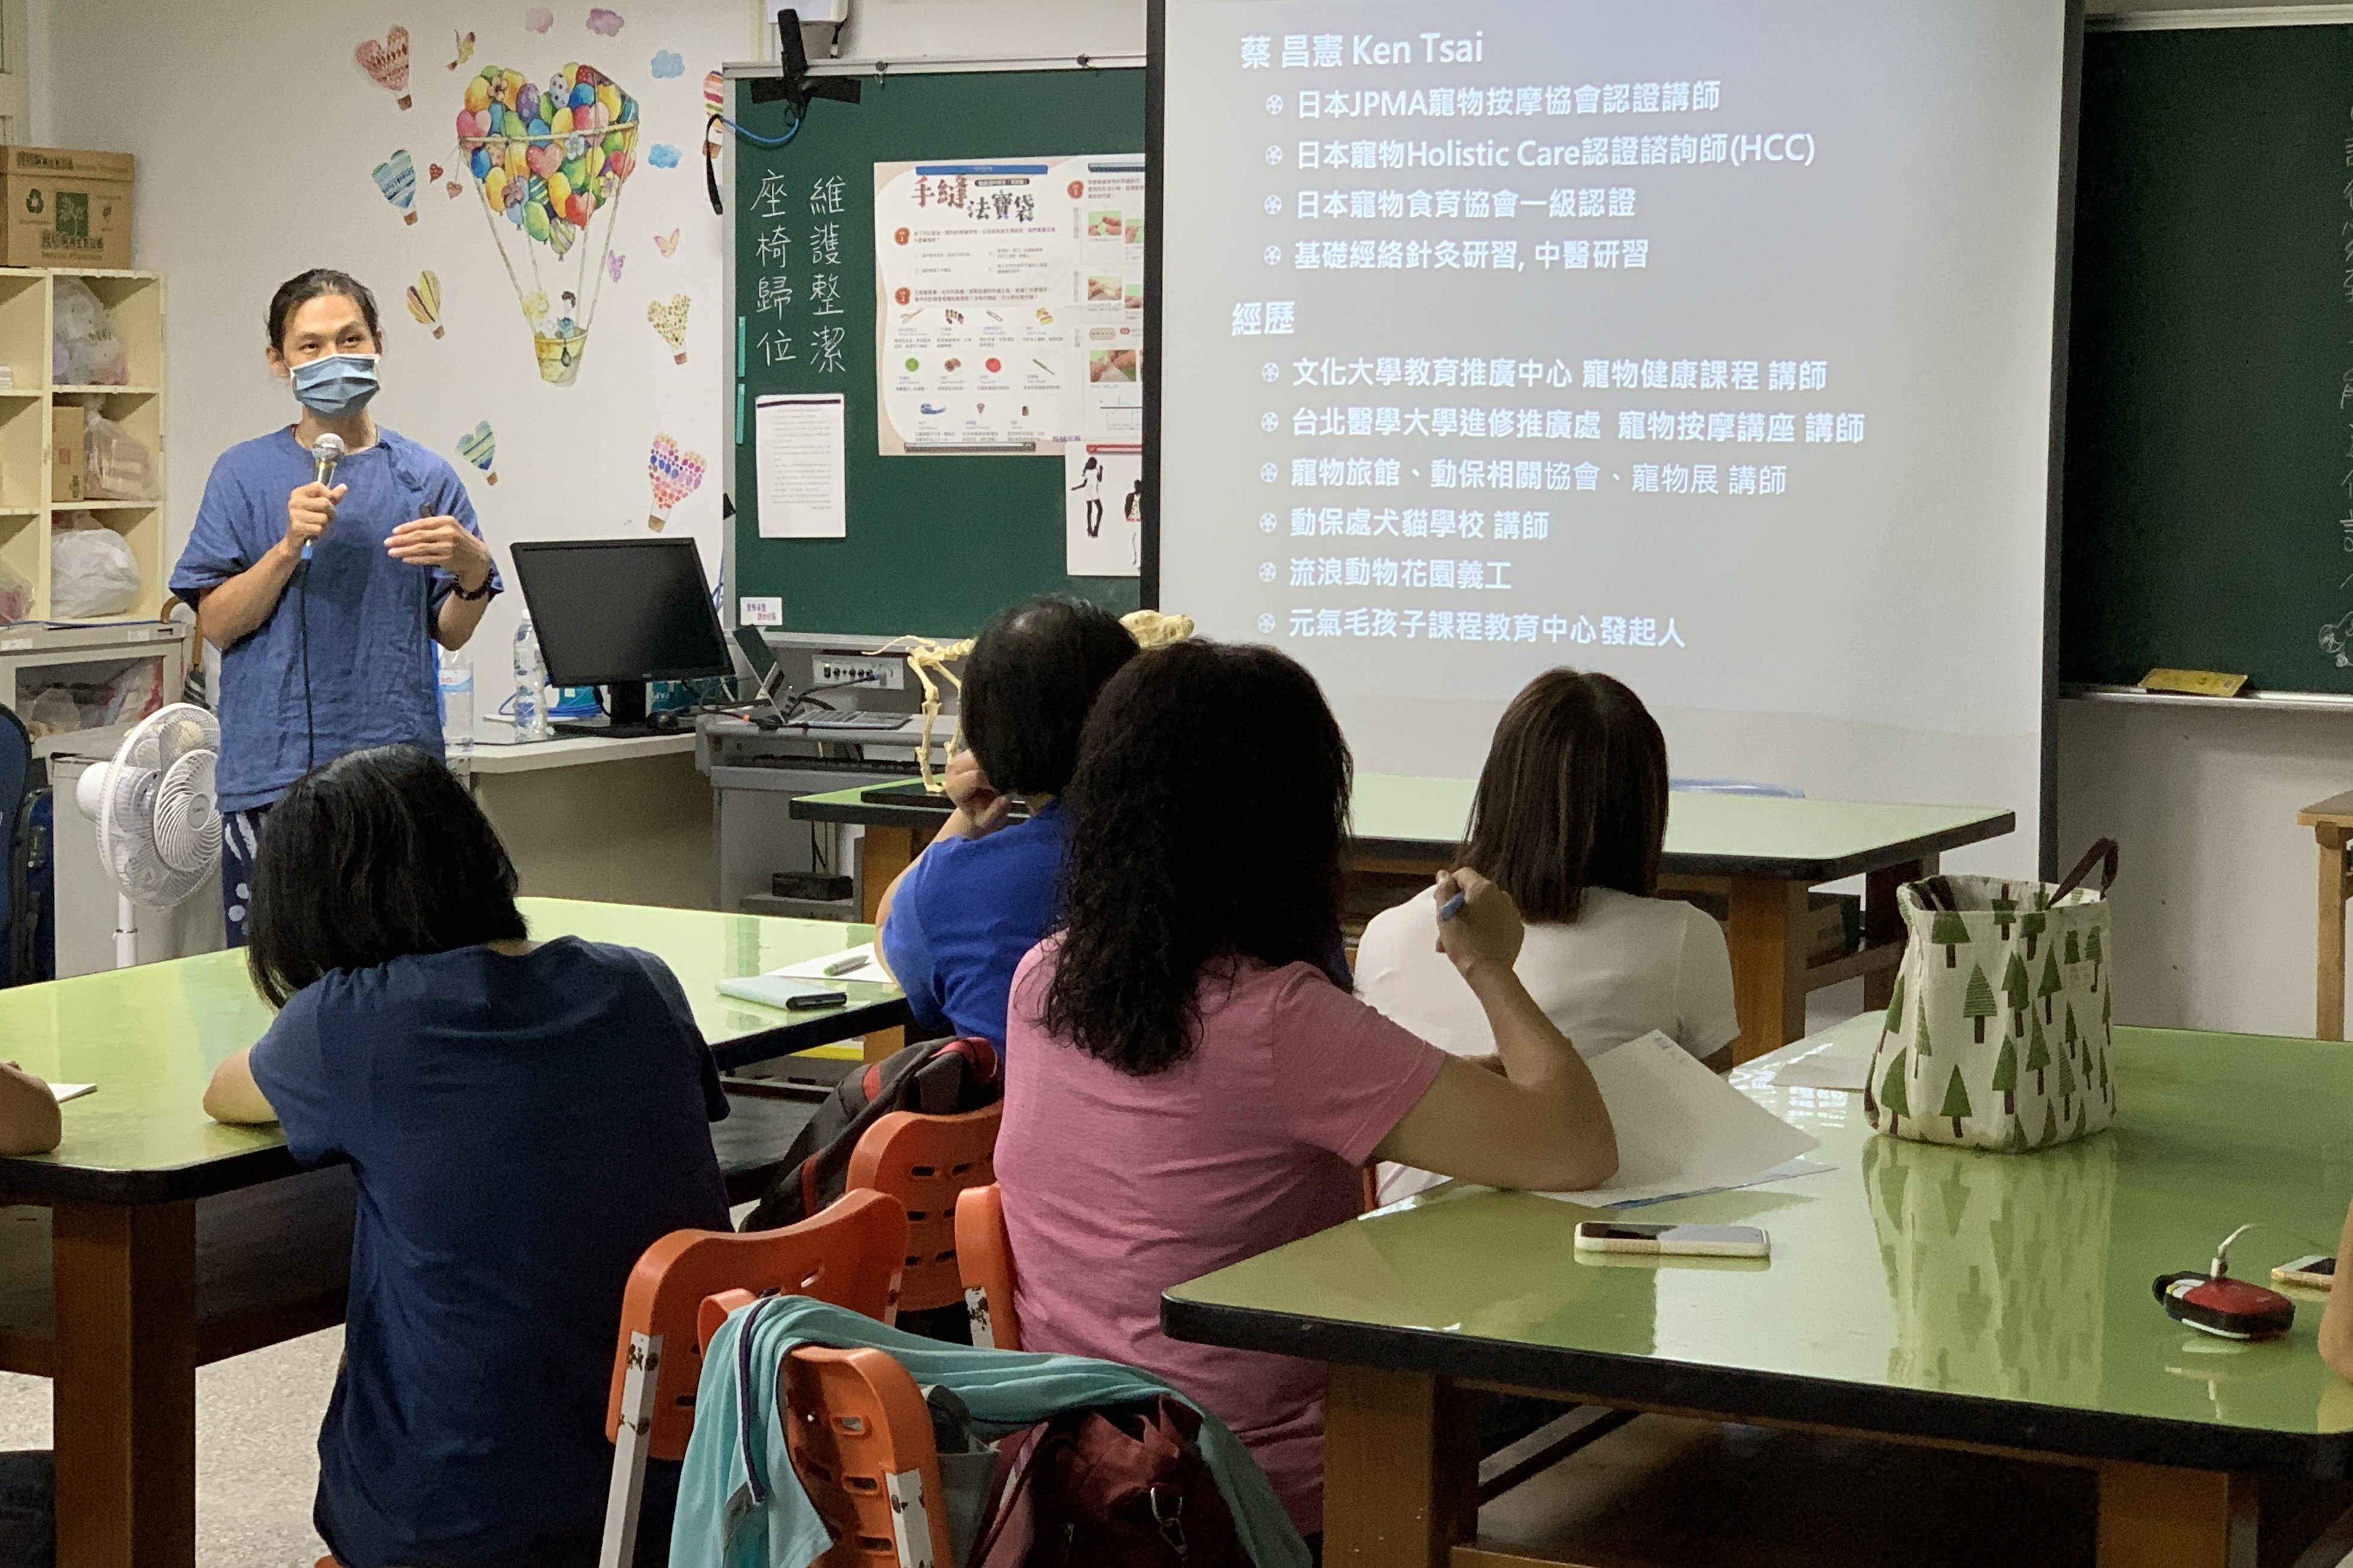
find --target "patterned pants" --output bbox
[220,805,271,948]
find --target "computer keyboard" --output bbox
[782,708,913,730]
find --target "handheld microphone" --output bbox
[305,433,346,562]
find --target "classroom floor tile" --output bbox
[0,1326,337,1566]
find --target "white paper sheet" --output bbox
[1539,1031,1822,1208]
[1066,445,1142,575]
[755,394,847,538]
[1607,1155,1839,1210]
[765,943,880,981]
[50,1083,93,1103]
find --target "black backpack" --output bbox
[742,1035,1003,1233]
[0,704,45,987]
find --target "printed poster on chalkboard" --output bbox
[873,154,1146,456]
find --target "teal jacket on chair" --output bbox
[671,1294,1310,1568]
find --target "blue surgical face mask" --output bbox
[289,353,380,417]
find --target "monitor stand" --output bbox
[550,681,678,738]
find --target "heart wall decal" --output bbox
[371,150,417,224]
[458,420,499,484]
[647,432,704,530]
[647,293,689,363]
[356,27,413,110]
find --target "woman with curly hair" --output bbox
[994,639,1618,1542]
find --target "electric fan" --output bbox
[72,702,221,969]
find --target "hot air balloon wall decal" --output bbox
[405,271,444,339]
[455,61,641,386]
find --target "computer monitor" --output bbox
[508,539,730,737]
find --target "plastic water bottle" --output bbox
[513,617,552,741]
[439,647,474,760]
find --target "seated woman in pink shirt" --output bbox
[997,639,1618,1543]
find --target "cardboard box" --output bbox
[1804,891,1863,966]
[0,147,134,271]
[52,402,84,502]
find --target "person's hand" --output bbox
[941,750,1011,840]
[386,515,493,591]
[1434,868,1525,982]
[0,1060,49,1093]
[281,482,344,559]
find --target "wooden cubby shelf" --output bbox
[0,269,168,623]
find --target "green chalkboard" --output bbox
[729,68,1144,639]
[2062,24,2353,690]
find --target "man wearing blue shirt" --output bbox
[877,596,1139,1053]
[170,270,496,943]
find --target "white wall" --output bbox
[2057,700,2353,1038]
[835,0,1141,61]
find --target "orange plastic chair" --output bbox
[953,1183,1022,1350]
[783,1345,959,1568]
[596,1188,910,1568]
[845,1103,1002,1315]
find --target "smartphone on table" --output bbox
[1573,1221,1771,1258]
[2272,1255,2336,1290]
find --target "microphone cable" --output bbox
[297,554,314,775]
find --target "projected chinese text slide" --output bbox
[1157,0,2066,829]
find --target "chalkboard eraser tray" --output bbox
[2140,669,2248,697]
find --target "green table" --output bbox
[793,777,2015,1061]
[0,897,898,1568]
[1163,1018,2353,1568]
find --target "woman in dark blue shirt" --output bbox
[875,596,1138,1053]
[204,745,728,1568]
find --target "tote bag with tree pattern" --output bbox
[1863,841,2118,1153]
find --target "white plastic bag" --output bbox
[52,278,127,386]
[21,688,78,738]
[84,411,155,500]
[49,517,140,618]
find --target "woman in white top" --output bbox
[1358,668,1740,1204]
